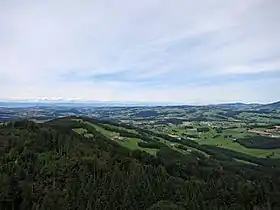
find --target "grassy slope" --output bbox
[87,122,159,155]
[73,120,203,156]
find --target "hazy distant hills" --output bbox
[0,100,279,110]
[257,101,280,110]
[0,100,182,108]
[212,101,280,111]
[0,101,153,108]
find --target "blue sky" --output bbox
[0,0,280,104]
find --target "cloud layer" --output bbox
[0,0,280,103]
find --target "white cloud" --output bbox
[0,0,279,103]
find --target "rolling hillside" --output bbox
[1,117,280,209]
[257,101,280,110]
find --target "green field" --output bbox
[86,122,159,155]
[71,115,280,162]
[160,124,280,158]
[198,136,280,158]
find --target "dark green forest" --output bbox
[237,136,280,149]
[1,117,280,210]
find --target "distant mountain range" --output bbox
[0,100,183,108]
[257,101,280,110]
[0,100,279,109]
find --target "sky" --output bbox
[0,0,280,104]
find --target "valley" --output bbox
[1,102,280,209]
[1,102,280,160]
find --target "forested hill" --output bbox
[1,117,280,209]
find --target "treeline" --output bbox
[237,136,280,149]
[197,127,210,132]
[248,124,277,129]
[138,142,162,149]
[178,138,280,168]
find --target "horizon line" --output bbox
[0,99,278,106]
